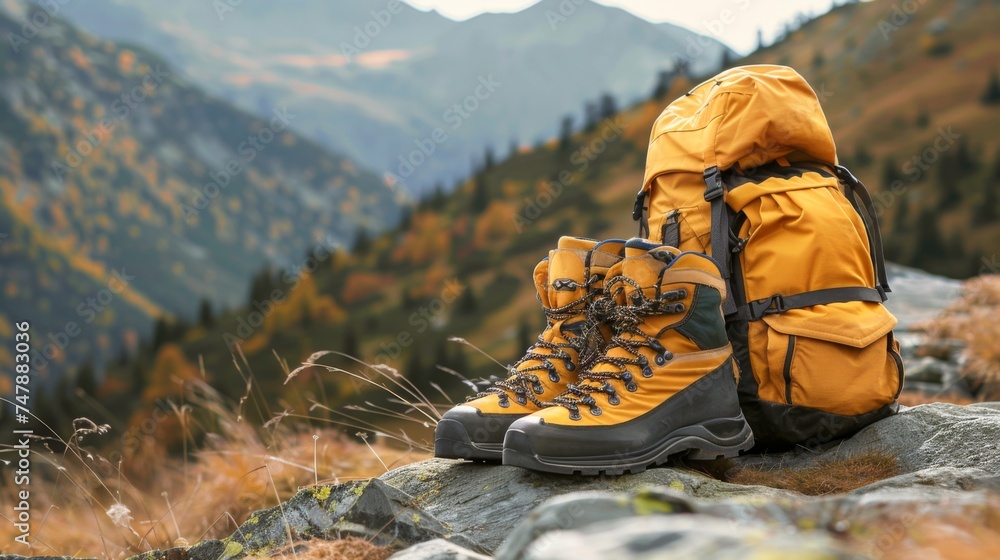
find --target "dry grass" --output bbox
[728,450,901,496]
[0,364,432,558]
[250,537,394,560]
[919,275,1000,399]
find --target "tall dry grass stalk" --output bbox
[0,351,437,558]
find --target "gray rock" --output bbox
[851,466,1000,496]
[883,263,963,331]
[130,478,481,560]
[512,514,857,560]
[904,356,959,384]
[388,539,492,560]
[496,482,1000,560]
[811,403,1000,475]
[378,459,794,552]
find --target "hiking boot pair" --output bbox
[434,237,755,475]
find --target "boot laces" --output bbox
[474,274,604,408]
[554,275,687,419]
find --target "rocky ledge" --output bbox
[4,403,997,560]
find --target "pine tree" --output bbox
[598,93,617,120]
[483,145,495,171]
[892,193,910,233]
[342,327,359,358]
[583,101,600,131]
[721,49,734,69]
[935,152,963,210]
[75,359,97,396]
[397,205,413,232]
[811,49,825,69]
[755,28,766,52]
[981,68,1000,105]
[198,298,214,328]
[913,208,946,260]
[470,175,489,213]
[405,345,425,386]
[881,157,903,188]
[652,70,673,99]
[973,176,999,225]
[152,317,169,351]
[457,285,477,314]
[351,226,371,256]
[854,143,873,168]
[559,115,574,151]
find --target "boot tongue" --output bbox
[557,236,598,251]
[543,248,592,310]
[614,245,679,303]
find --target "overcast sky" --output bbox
[402,0,842,54]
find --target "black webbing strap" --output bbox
[703,166,737,315]
[632,190,649,238]
[834,165,891,297]
[735,286,886,322]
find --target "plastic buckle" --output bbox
[703,167,724,201]
[632,191,647,221]
[750,294,786,319]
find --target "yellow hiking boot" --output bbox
[503,238,754,474]
[434,237,626,461]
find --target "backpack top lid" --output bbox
[641,65,838,192]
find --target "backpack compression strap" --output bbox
[725,163,892,322]
[703,166,738,316]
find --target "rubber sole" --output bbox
[434,418,503,462]
[502,416,755,476]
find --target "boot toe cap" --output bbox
[434,405,521,462]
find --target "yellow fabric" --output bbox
[468,238,623,415]
[537,348,733,427]
[542,249,735,427]
[638,64,902,422]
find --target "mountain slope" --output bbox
[52,0,734,194]
[81,0,1000,422]
[0,9,399,377]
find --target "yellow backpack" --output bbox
[634,65,903,450]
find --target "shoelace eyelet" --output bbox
[589,406,603,416]
[661,288,687,302]
[650,340,666,354]
[654,351,674,366]
[607,393,620,405]
[546,363,560,383]
[564,360,575,372]
[568,406,582,421]
[641,364,653,378]
[498,397,510,409]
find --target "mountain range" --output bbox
[52,0,735,195]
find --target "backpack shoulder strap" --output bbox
[833,165,891,296]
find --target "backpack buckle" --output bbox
[703,167,724,201]
[749,294,786,319]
